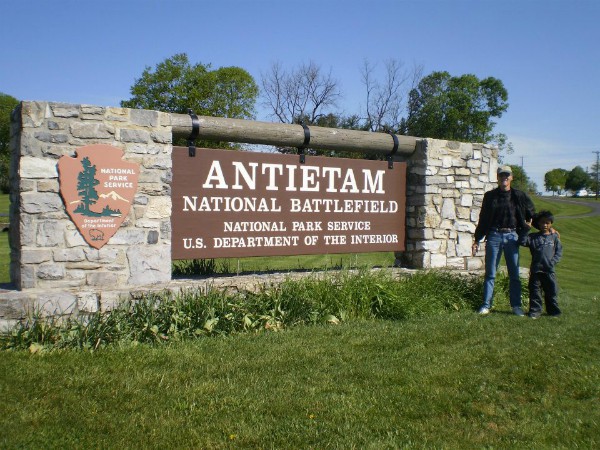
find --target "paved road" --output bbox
[542,197,600,218]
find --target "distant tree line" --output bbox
[544,165,599,197]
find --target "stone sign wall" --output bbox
[398,138,497,270]
[0,101,497,328]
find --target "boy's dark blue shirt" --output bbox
[522,232,562,273]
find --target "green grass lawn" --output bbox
[0,192,9,215]
[1,194,599,447]
[1,295,598,448]
[533,196,592,216]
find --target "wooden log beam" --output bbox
[171,114,420,156]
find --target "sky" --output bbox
[2,0,599,193]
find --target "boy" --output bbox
[521,210,563,318]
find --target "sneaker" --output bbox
[528,313,541,319]
[477,307,490,315]
[512,307,525,316]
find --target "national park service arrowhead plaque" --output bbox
[58,144,139,249]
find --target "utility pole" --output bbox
[594,151,600,200]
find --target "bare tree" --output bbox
[261,61,341,124]
[361,59,423,132]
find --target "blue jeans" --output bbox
[529,271,561,316]
[482,230,522,309]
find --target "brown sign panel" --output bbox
[171,147,406,259]
[58,144,139,249]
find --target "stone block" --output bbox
[456,207,471,220]
[81,105,105,117]
[33,292,77,316]
[0,319,21,333]
[37,262,65,280]
[37,179,60,192]
[53,248,86,262]
[77,292,99,313]
[70,122,114,139]
[147,230,159,244]
[34,131,68,144]
[441,199,456,220]
[65,229,87,247]
[467,257,484,270]
[19,215,37,246]
[433,229,449,239]
[19,156,58,178]
[21,249,52,264]
[454,221,476,233]
[21,192,63,214]
[84,247,122,264]
[460,194,473,207]
[120,129,150,143]
[446,257,465,269]
[456,233,474,256]
[21,102,51,127]
[106,107,129,121]
[51,103,80,118]
[145,197,172,219]
[65,261,102,270]
[109,229,146,245]
[430,253,447,268]
[130,109,158,127]
[134,194,149,205]
[128,143,163,155]
[134,219,160,229]
[99,290,128,312]
[150,131,172,144]
[407,228,434,240]
[86,271,119,286]
[127,244,171,286]
[19,265,36,289]
[144,156,171,170]
[19,179,36,192]
[415,240,442,252]
[37,220,64,247]
[467,159,482,169]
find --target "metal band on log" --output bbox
[171,114,420,156]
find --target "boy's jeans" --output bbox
[481,230,522,309]
[529,271,561,315]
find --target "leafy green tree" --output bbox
[75,157,99,215]
[0,92,20,193]
[405,71,508,143]
[509,165,537,194]
[121,54,258,148]
[565,166,590,193]
[544,168,569,195]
